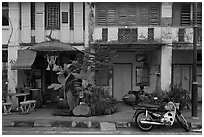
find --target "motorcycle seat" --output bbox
[137,103,160,109]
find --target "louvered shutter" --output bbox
[107,6,116,25]
[98,6,107,26]
[118,5,129,25]
[128,5,137,25]
[181,4,191,26]
[197,3,202,25]
[139,4,149,25]
[150,3,160,25]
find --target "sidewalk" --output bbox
[2,102,202,130]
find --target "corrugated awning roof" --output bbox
[11,50,37,70]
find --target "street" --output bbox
[2,127,201,135]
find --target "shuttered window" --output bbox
[150,4,160,25]
[181,4,191,26]
[180,3,202,26]
[96,3,161,26]
[45,2,60,29]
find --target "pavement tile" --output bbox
[2,121,15,127]
[100,122,116,131]
[14,121,34,127]
[34,120,52,127]
[51,121,72,127]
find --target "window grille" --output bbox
[148,28,154,41]
[178,28,185,42]
[45,3,60,29]
[102,28,108,42]
[118,28,138,43]
[197,27,202,42]
[132,28,138,42]
[31,2,35,30]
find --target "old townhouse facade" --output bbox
[2,2,91,109]
[91,2,202,101]
[2,2,202,109]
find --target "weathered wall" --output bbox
[109,50,161,95]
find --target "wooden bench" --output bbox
[2,102,12,115]
[20,100,36,114]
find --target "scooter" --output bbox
[133,97,191,132]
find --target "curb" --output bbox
[3,120,133,129]
[3,120,202,130]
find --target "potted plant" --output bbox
[168,84,191,110]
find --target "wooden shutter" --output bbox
[150,3,160,25]
[197,3,202,25]
[97,6,107,26]
[139,4,149,25]
[107,6,116,25]
[118,5,128,25]
[181,3,191,26]
[128,4,137,25]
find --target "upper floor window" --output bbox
[45,2,60,29]
[96,2,161,26]
[173,2,202,26]
[2,2,9,26]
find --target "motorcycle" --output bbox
[133,97,191,132]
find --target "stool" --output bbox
[2,102,12,115]
[20,100,36,114]
[27,100,36,112]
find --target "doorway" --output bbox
[172,65,192,93]
[113,63,132,101]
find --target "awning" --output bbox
[11,50,37,70]
[29,40,79,52]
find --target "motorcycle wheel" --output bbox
[176,113,191,132]
[135,111,153,131]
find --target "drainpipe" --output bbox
[192,2,198,117]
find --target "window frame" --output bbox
[45,2,60,30]
[136,66,150,86]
